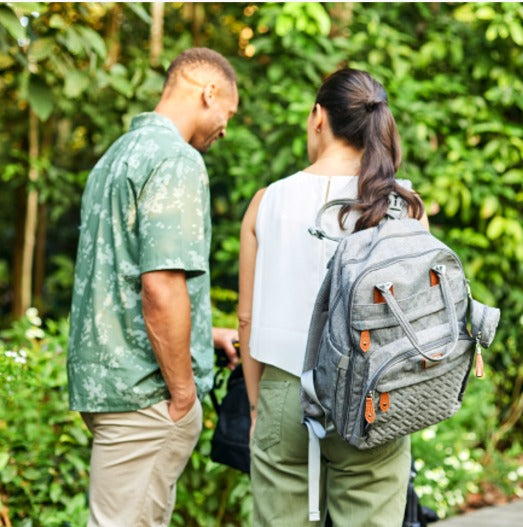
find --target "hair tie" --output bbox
[364,101,380,113]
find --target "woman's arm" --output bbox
[410,191,430,230]
[238,189,266,437]
[419,210,430,230]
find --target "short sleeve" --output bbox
[137,155,208,276]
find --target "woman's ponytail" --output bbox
[315,68,424,231]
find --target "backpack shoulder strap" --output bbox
[384,192,409,220]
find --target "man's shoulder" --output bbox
[146,134,206,176]
[125,112,206,171]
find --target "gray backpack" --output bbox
[301,195,500,521]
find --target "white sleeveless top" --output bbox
[249,171,411,376]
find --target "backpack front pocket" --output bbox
[354,335,474,449]
[311,332,350,426]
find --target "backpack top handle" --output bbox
[308,193,406,242]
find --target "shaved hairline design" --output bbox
[164,47,236,91]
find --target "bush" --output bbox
[0,311,90,526]
[1,309,521,525]
[0,308,251,526]
[411,367,523,518]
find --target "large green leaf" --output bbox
[0,5,25,41]
[76,26,107,60]
[27,76,53,121]
[49,13,67,30]
[109,74,134,98]
[63,26,84,56]
[28,37,55,62]
[0,451,9,471]
[9,3,46,15]
[64,70,90,98]
[126,2,151,24]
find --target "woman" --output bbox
[238,68,429,527]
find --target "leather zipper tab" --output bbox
[379,392,390,412]
[365,394,376,424]
[475,346,484,378]
[360,330,371,352]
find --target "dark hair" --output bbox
[164,47,236,91]
[315,68,424,231]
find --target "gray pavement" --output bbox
[432,499,523,526]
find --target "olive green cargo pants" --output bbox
[251,366,411,527]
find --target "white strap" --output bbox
[304,417,326,522]
[301,369,322,407]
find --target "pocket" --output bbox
[314,333,350,427]
[174,398,202,429]
[253,380,289,451]
[361,338,474,448]
[154,398,202,428]
[351,275,468,352]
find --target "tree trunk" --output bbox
[12,109,39,319]
[105,2,123,69]
[328,3,353,37]
[183,3,205,46]
[150,2,164,67]
[32,116,53,313]
[32,202,46,313]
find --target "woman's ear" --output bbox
[312,103,324,133]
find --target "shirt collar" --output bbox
[130,112,183,139]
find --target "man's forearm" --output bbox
[142,270,196,405]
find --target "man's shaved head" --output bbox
[164,47,236,92]
[156,47,238,153]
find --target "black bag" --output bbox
[402,461,439,527]
[209,359,250,474]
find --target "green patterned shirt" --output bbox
[67,112,213,412]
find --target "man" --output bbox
[67,48,239,526]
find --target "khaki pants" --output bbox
[81,398,202,527]
[251,366,411,527]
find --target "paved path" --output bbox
[432,500,523,526]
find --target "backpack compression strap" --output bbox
[302,370,335,521]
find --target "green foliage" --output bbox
[0,311,90,526]
[0,1,522,523]
[411,369,522,518]
[0,309,251,526]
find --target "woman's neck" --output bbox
[304,143,362,177]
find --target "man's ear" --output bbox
[202,83,217,107]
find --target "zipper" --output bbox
[324,175,332,203]
[346,346,419,441]
[350,334,470,442]
[340,229,432,267]
[367,335,450,395]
